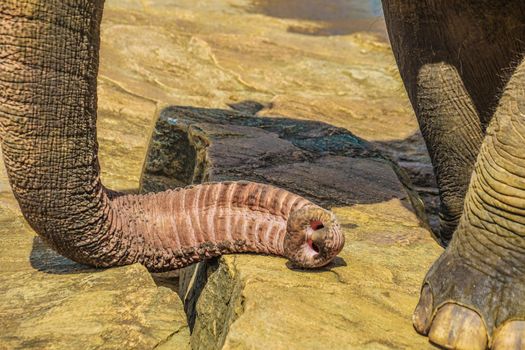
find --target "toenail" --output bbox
[429,304,487,350]
[493,321,525,350]
[413,284,434,335]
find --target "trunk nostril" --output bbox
[310,220,324,231]
[308,238,321,253]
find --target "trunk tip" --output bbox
[284,206,345,268]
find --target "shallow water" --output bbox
[247,0,386,37]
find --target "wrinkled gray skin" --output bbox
[383,0,525,348]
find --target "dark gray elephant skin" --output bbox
[383,0,525,349]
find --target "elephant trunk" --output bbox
[0,1,344,271]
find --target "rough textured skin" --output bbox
[383,0,525,348]
[383,0,525,245]
[0,1,344,271]
[417,58,525,349]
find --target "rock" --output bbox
[142,106,423,209]
[98,0,439,233]
[196,200,440,350]
[141,106,442,349]
[0,205,190,350]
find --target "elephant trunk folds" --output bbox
[0,1,344,271]
[108,181,323,271]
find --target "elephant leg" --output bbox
[412,54,525,350]
[382,0,525,245]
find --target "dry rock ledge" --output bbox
[0,206,190,350]
[140,105,442,349]
[0,1,443,348]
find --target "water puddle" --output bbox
[246,0,387,38]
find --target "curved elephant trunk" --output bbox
[0,1,344,271]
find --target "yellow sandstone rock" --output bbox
[191,200,440,350]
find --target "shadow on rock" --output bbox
[286,256,348,272]
[30,236,100,275]
[372,131,440,235]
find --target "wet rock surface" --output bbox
[0,0,441,349]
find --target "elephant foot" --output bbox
[413,235,525,349]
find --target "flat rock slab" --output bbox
[142,106,442,349]
[0,205,190,350]
[142,105,420,209]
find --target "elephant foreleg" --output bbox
[383,1,525,348]
[413,52,525,350]
[382,0,525,244]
